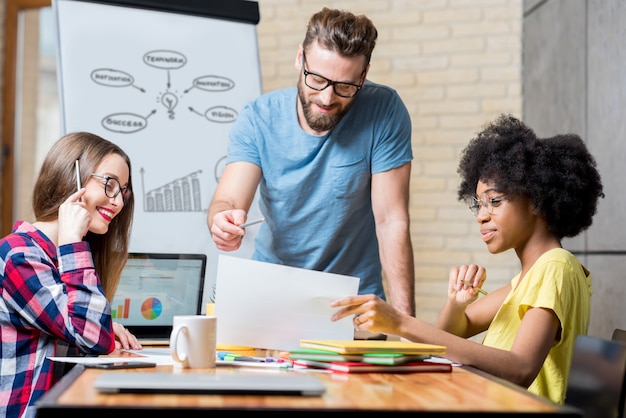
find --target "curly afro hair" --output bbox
[457,114,604,239]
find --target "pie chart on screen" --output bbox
[141,297,163,320]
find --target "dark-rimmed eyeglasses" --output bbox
[91,173,131,204]
[468,194,508,217]
[301,52,364,98]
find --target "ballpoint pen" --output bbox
[218,352,258,361]
[75,159,82,190]
[460,280,488,295]
[217,352,292,367]
[228,355,265,363]
[239,217,266,229]
[75,159,83,202]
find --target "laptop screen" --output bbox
[110,253,207,339]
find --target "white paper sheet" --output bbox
[48,348,174,365]
[215,255,359,351]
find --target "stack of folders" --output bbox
[291,340,452,373]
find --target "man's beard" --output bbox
[297,83,355,133]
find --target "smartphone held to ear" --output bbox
[84,361,157,370]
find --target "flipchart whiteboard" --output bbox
[53,0,262,307]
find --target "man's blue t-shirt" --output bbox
[226,80,412,298]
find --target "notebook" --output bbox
[110,252,207,345]
[299,339,447,355]
[293,359,452,374]
[93,372,326,396]
[287,348,430,365]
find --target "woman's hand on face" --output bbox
[330,294,404,335]
[112,321,142,350]
[448,264,486,304]
[57,189,90,246]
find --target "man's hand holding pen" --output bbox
[210,210,265,252]
[210,209,247,251]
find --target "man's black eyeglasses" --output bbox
[301,52,364,98]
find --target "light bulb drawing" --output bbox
[160,91,179,119]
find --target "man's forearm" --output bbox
[386,265,415,316]
[379,226,416,316]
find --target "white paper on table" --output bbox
[48,348,175,365]
[215,255,360,351]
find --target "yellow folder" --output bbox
[299,339,446,355]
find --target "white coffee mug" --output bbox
[170,315,217,369]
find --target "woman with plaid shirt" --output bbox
[0,132,141,417]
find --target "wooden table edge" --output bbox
[35,363,584,417]
[459,365,583,415]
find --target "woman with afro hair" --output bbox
[331,114,604,404]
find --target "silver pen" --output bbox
[239,217,266,229]
[75,159,82,190]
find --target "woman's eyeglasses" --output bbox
[468,194,508,217]
[91,173,131,204]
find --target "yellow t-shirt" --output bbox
[481,248,592,404]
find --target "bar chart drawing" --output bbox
[112,298,131,319]
[141,168,203,212]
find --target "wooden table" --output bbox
[36,360,582,416]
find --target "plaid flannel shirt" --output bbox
[0,221,115,418]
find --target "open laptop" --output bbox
[111,253,207,345]
[93,372,326,396]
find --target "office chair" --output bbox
[564,334,626,418]
[613,328,626,344]
[614,329,626,418]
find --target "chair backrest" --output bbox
[564,334,626,418]
[613,328,626,344]
[613,329,626,418]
